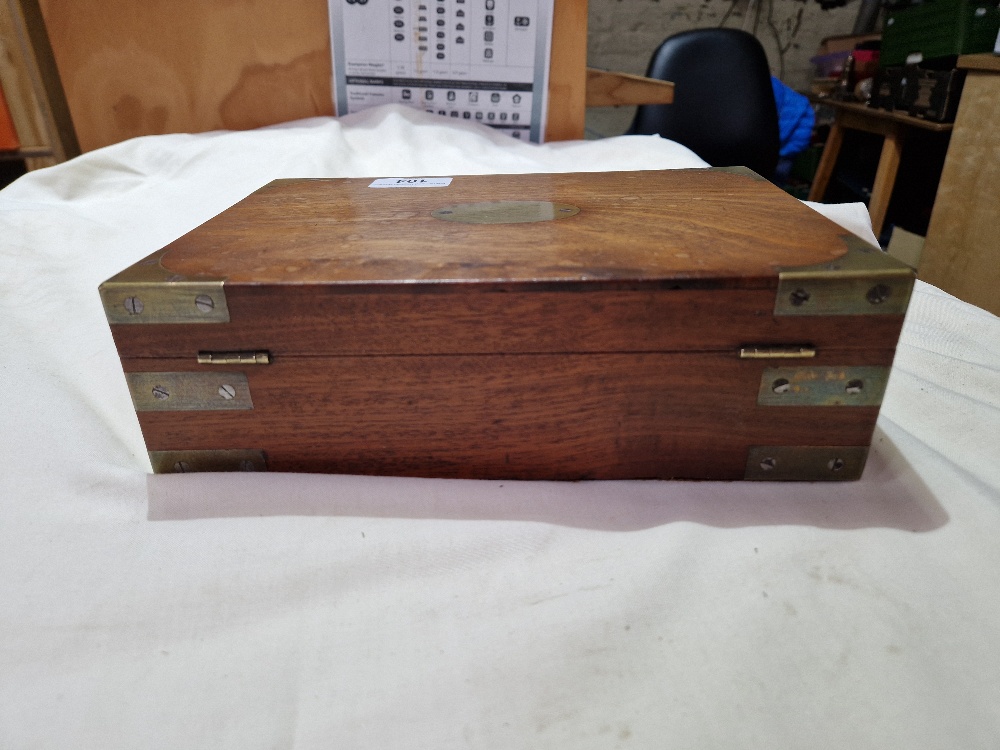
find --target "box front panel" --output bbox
[124,350,893,481]
[102,171,914,480]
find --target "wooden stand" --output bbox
[584,69,674,108]
[0,0,77,169]
[808,99,952,238]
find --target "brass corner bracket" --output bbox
[775,234,914,316]
[100,248,229,324]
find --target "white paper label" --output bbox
[329,0,554,143]
[368,177,453,188]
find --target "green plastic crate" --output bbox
[882,0,1000,66]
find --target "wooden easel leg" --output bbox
[868,124,903,239]
[545,0,588,142]
[808,119,844,202]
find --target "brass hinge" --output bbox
[100,248,229,324]
[126,372,253,411]
[757,366,889,407]
[197,351,271,365]
[149,449,267,474]
[739,345,817,359]
[775,235,914,316]
[745,446,869,481]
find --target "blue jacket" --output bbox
[771,77,815,158]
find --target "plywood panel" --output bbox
[39,0,587,152]
[38,0,335,152]
[545,0,587,141]
[920,70,1000,316]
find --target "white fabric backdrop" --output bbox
[2,105,999,749]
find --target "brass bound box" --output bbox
[100,169,914,480]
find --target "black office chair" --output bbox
[629,29,780,180]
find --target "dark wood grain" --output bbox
[157,171,855,285]
[126,351,890,480]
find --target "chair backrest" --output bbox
[630,29,780,179]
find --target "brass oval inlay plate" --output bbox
[432,201,580,224]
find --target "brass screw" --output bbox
[845,379,864,394]
[789,289,811,306]
[151,385,170,400]
[173,461,191,473]
[124,296,144,315]
[218,384,236,400]
[772,378,791,394]
[194,294,215,313]
[828,458,845,472]
[867,284,891,305]
[760,457,777,471]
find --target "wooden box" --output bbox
[100,169,914,481]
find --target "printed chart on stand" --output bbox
[329,0,554,142]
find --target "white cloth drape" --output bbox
[2,105,998,750]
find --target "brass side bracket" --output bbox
[745,446,869,481]
[127,372,253,411]
[758,366,890,407]
[100,249,229,324]
[775,235,914,316]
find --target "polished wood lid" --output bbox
[158,169,856,288]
